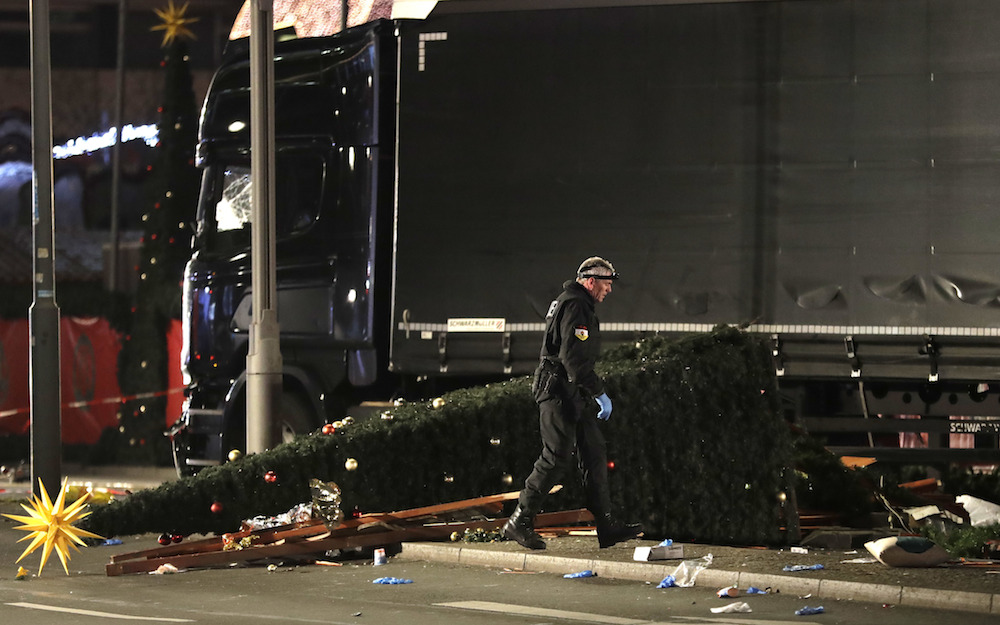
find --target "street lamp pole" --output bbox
[246,0,281,454]
[28,0,61,498]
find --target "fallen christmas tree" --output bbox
[82,326,793,546]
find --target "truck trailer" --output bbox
[170,0,1000,473]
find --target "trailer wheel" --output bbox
[275,392,316,445]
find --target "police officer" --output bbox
[503,257,643,550]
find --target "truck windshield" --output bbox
[198,153,325,252]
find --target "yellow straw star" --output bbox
[151,0,199,47]
[3,478,104,576]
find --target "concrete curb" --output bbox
[399,543,999,615]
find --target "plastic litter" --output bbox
[711,602,752,614]
[795,606,825,616]
[783,563,824,572]
[150,563,180,575]
[563,570,596,578]
[956,495,1000,527]
[716,585,739,598]
[746,586,769,594]
[374,548,388,566]
[658,554,713,588]
[373,576,413,585]
[658,539,673,547]
[100,538,123,546]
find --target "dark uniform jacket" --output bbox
[536,280,604,400]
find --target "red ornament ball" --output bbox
[210,501,223,514]
[350,506,362,519]
[171,534,184,544]
[157,533,171,546]
[322,423,336,435]
[264,470,277,484]
[607,460,616,471]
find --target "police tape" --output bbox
[0,387,185,420]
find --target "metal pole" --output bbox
[108,0,127,291]
[340,0,347,32]
[28,0,61,498]
[246,0,281,454]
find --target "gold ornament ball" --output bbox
[343,416,355,426]
[345,458,359,471]
[501,473,513,486]
[333,420,344,429]
[432,397,446,409]
[228,449,242,462]
[489,437,501,446]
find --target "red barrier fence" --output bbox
[0,317,184,444]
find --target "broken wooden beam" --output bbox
[106,490,591,576]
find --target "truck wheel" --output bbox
[275,392,316,445]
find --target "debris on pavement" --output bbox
[865,536,951,567]
[956,495,1000,527]
[372,576,412,584]
[795,605,825,616]
[105,490,593,576]
[782,563,824,572]
[711,601,751,614]
[563,570,596,578]
[634,539,684,561]
[657,554,713,588]
[716,585,739,597]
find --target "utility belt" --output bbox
[532,358,568,402]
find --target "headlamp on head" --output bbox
[577,256,620,281]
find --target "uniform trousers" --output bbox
[518,391,612,517]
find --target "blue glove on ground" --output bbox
[595,393,612,421]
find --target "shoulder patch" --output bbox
[574,325,589,341]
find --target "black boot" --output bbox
[502,505,546,550]
[596,514,643,549]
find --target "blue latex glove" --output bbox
[595,393,612,421]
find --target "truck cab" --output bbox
[171,22,397,473]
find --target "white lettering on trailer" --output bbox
[447,318,506,333]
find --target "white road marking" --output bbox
[436,600,649,624]
[6,602,195,622]
[436,600,819,625]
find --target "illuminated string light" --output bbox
[52,124,159,160]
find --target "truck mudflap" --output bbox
[168,406,225,476]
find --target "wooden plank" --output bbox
[106,508,592,576]
[110,490,520,565]
[827,446,1000,463]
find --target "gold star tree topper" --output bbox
[3,478,103,576]
[151,0,199,47]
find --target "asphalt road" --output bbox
[2,468,998,623]
[2,536,999,625]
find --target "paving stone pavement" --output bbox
[397,533,1000,615]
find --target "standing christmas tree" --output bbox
[115,1,200,463]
